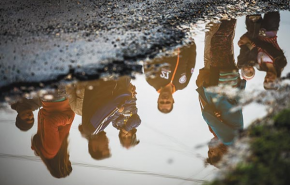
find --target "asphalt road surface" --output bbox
[0,0,289,97]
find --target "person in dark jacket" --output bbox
[237,12,287,90]
[144,42,196,113]
[78,76,141,159]
[11,97,41,131]
[197,19,244,167]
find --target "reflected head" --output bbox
[157,92,174,113]
[16,110,34,131]
[119,128,140,149]
[264,72,279,90]
[205,138,228,167]
[241,66,255,80]
[88,131,111,160]
[264,81,280,90]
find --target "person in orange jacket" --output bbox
[31,90,75,178]
[144,42,196,113]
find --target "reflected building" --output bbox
[196,19,244,167]
[75,76,141,160]
[237,11,287,90]
[31,88,74,178]
[144,42,196,113]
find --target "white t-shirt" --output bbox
[258,51,273,64]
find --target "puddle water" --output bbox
[0,11,289,185]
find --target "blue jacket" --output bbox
[197,86,243,145]
[82,77,140,135]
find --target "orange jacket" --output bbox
[37,99,75,159]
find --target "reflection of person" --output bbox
[113,114,141,149]
[31,92,74,178]
[78,76,141,159]
[10,98,41,131]
[206,138,228,166]
[237,12,287,90]
[197,19,244,167]
[65,83,85,116]
[144,43,196,113]
[197,19,240,88]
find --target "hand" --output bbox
[214,111,221,118]
[118,107,124,113]
[196,69,210,87]
[214,111,223,122]
[129,84,137,98]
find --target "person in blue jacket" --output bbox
[78,76,141,160]
[196,19,245,166]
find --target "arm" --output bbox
[202,110,236,146]
[179,43,197,87]
[185,43,197,76]
[196,68,211,88]
[65,85,84,116]
[41,110,74,158]
[245,14,262,38]
[58,110,75,141]
[238,34,255,50]
[51,111,75,127]
[198,92,223,139]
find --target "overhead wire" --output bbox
[0,152,206,183]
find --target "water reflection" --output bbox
[74,76,141,160]
[197,19,244,166]
[144,42,196,113]
[11,97,41,131]
[31,88,74,178]
[237,12,287,90]
[0,11,289,184]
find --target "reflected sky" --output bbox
[0,11,289,185]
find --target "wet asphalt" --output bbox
[0,0,289,99]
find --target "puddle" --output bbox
[0,7,290,185]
